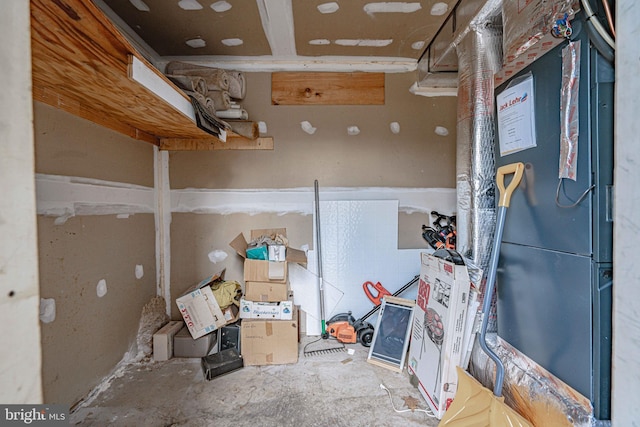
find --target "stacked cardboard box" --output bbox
[229,228,306,366]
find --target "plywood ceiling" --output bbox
[97,0,460,71]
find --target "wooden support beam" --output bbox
[271,72,384,105]
[159,137,274,151]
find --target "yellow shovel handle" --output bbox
[497,162,525,208]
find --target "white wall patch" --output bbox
[210,1,232,12]
[390,122,401,134]
[208,250,228,264]
[40,298,56,324]
[54,216,69,226]
[430,2,448,16]
[116,214,130,219]
[347,126,360,136]
[335,39,393,47]
[171,186,456,216]
[309,39,331,45]
[97,279,108,298]
[36,174,155,219]
[178,0,203,10]
[317,2,339,14]
[411,40,425,50]
[258,121,268,134]
[364,2,422,15]
[186,38,206,48]
[221,38,243,47]
[301,121,317,135]
[129,0,150,12]
[257,0,297,56]
[435,126,449,136]
[135,264,144,279]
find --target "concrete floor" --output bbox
[70,336,440,427]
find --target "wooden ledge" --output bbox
[159,137,274,151]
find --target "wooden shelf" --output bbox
[30,0,268,150]
[159,137,274,151]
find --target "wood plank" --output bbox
[159,137,274,151]
[271,72,384,105]
[30,0,214,141]
[33,86,158,145]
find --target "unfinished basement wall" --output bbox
[33,102,157,406]
[168,72,458,319]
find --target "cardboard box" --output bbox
[460,286,480,371]
[173,325,218,358]
[239,298,294,320]
[176,270,227,339]
[245,281,290,302]
[241,307,299,366]
[153,320,184,361]
[242,259,287,283]
[407,253,471,419]
[244,256,287,283]
[229,228,307,265]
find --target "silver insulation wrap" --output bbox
[455,1,503,332]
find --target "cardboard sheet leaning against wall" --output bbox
[408,253,471,419]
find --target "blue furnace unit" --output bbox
[494,12,614,420]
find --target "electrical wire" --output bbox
[580,0,615,49]
[379,383,436,418]
[555,178,595,208]
[601,0,616,37]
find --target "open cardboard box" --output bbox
[230,228,307,283]
[175,269,228,339]
[231,228,306,267]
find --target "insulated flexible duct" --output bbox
[455,0,503,332]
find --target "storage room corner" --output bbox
[2,1,638,427]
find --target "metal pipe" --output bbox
[314,179,328,338]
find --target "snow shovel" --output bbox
[439,162,532,427]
